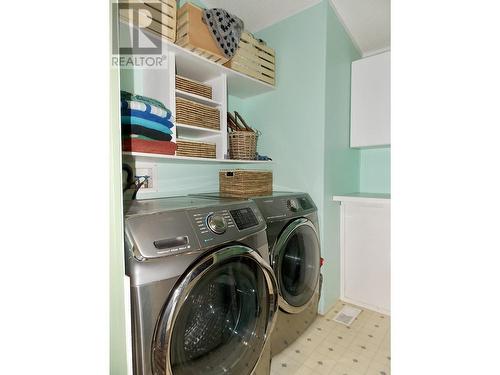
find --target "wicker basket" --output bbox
[176,97,220,130]
[119,0,177,42]
[176,75,212,99]
[176,139,216,159]
[228,131,258,160]
[219,169,273,197]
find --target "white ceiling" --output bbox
[202,0,390,57]
[202,0,323,34]
[330,0,390,56]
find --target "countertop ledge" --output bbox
[331,193,391,204]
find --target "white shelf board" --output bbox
[175,89,221,107]
[176,123,221,139]
[123,152,274,164]
[119,21,275,98]
[332,193,391,204]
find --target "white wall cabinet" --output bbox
[335,196,390,314]
[350,51,390,147]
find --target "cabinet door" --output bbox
[342,202,390,313]
[350,51,390,147]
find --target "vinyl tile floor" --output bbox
[271,300,390,375]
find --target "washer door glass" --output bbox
[277,219,320,309]
[169,256,271,375]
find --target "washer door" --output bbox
[152,245,278,375]
[273,218,321,314]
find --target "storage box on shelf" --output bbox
[176,75,212,99]
[176,138,216,159]
[219,169,273,197]
[176,97,220,130]
[225,32,275,86]
[176,3,228,64]
[119,0,177,42]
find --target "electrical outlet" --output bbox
[135,162,158,193]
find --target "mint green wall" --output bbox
[228,2,327,229]
[360,148,391,193]
[322,2,361,312]
[230,0,361,314]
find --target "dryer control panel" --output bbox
[253,193,317,222]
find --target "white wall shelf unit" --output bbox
[119,21,270,164]
[119,21,275,99]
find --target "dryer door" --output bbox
[152,245,278,375]
[272,218,321,314]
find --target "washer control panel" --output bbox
[189,204,264,248]
[192,209,235,235]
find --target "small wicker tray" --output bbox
[219,169,272,197]
[176,75,212,99]
[176,138,216,159]
[176,97,220,130]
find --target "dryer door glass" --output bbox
[276,219,320,309]
[169,255,271,375]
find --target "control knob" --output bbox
[287,199,299,212]
[206,214,227,234]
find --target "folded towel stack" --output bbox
[121,91,177,155]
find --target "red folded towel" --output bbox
[122,138,177,155]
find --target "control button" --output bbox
[287,199,299,212]
[206,214,227,234]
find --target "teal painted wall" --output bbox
[322,2,361,312]
[227,2,328,232]
[360,148,391,193]
[230,0,361,313]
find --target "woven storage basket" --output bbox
[176,97,220,130]
[176,139,216,159]
[228,131,258,160]
[219,169,273,197]
[119,0,177,42]
[176,75,212,99]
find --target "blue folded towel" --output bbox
[121,116,173,135]
[121,108,174,128]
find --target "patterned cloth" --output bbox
[120,91,169,112]
[202,8,244,59]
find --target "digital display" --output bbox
[298,197,313,210]
[230,208,259,230]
